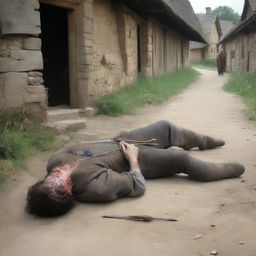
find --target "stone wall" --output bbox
[0,0,46,117]
[0,35,47,116]
[0,0,193,113]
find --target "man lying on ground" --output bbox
[26,120,245,217]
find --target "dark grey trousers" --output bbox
[117,120,244,181]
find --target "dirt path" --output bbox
[1,69,256,256]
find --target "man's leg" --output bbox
[139,147,244,181]
[115,120,225,150]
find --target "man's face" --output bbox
[46,163,78,194]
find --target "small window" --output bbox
[231,50,235,59]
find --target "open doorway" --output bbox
[40,3,70,106]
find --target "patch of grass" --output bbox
[0,109,57,185]
[95,68,200,116]
[191,59,217,69]
[224,72,256,120]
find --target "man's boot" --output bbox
[186,156,245,181]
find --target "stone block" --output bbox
[27,76,44,85]
[83,39,93,47]
[34,0,40,10]
[79,107,96,118]
[0,72,27,108]
[78,72,89,80]
[0,50,43,72]
[84,17,93,34]
[84,46,93,55]
[79,54,92,65]
[23,37,41,50]
[28,71,43,78]
[25,85,46,94]
[0,0,41,35]
[0,50,10,57]
[4,96,23,108]
[83,1,93,18]
[78,64,90,72]
[83,33,93,40]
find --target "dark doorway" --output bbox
[137,24,142,74]
[40,3,70,106]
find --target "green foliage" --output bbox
[95,68,200,116]
[0,109,57,183]
[212,6,240,23]
[224,72,256,120]
[191,59,217,69]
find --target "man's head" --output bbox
[26,164,77,217]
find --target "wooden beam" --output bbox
[39,0,81,9]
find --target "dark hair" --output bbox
[26,179,75,217]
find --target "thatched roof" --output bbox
[114,0,207,42]
[189,41,207,50]
[219,0,256,44]
[219,20,236,41]
[218,12,256,44]
[196,13,221,41]
[242,0,256,20]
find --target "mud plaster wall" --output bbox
[205,23,219,60]
[190,49,204,62]
[88,0,138,100]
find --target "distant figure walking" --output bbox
[216,49,226,76]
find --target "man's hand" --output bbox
[119,141,140,171]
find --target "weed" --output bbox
[224,72,256,120]
[95,68,200,116]
[0,109,57,184]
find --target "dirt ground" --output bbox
[0,68,256,256]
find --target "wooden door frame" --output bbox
[39,0,82,107]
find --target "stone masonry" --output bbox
[0,0,47,117]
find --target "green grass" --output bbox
[224,72,256,120]
[0,109,57,185]
[191,59,217,69]
[95,68,200,116]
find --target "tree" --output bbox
[212,6,240,23]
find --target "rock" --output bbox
[193,234,202,240]
[210,249,218,255]
[79,107,96,118]
[28,71,43,78]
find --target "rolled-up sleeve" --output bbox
[128,170,146,197]
[72,169,146,202]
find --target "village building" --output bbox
[0,0,205,119]
[218,0,256,72]
[189,7,221,62]
[219,20,236,41]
